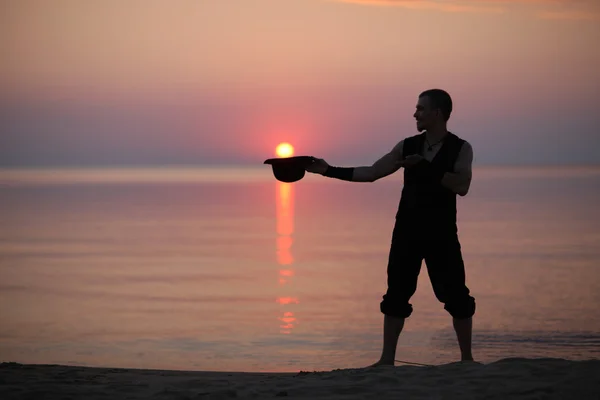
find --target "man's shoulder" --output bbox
[449,132,473,151]
[452,134,473,166]
[400,134,422,154]
[405,133,423,140]
[448,131,465,142]
[402,133,423,145]
[457,137,473,153]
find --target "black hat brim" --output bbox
[264,156,315,183]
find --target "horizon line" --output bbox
[1,162,599,169]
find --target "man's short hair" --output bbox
[419,89,453,121]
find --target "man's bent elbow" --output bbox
[456,186,470,196]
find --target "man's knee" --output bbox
[444,296,476,319]
[380,297,413,318]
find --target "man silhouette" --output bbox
[306,89,476,365]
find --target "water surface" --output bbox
[1,166,599,372]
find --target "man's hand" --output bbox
[305,157,329,175]
[400,154,424,168]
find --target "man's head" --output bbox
[414,89,453,132]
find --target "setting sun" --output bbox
[275,143,295,158]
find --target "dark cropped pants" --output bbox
[380,219,476,320]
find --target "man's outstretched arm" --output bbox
[313,140,404,182]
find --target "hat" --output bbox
[264,156,315,183]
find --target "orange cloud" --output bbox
[330,0,504,13]
[537,10,600,20]
[330,0,600,20]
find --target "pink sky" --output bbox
[1,0,599,166]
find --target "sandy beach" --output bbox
[1,358,599,399]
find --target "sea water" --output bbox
[1,166,599,372]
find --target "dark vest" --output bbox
[396,132,465,236]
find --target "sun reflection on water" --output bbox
[275,181,297,334]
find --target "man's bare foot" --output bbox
[367,315,405,369]
[367,359,394,368]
